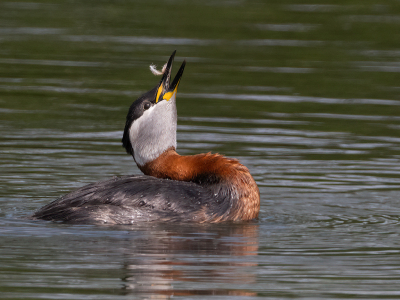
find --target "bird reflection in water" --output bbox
[120,223,258,298]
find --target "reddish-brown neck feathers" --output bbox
[139,148,260,221]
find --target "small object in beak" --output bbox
[149,63,168,76]
[155,50,186,103]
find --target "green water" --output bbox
[1,0,400,299]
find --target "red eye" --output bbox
[144,102,150,110]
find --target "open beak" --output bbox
[155,50,186,103]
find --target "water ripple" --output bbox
[182,93,400,105]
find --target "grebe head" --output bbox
[122,51,186,167]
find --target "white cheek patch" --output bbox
[128,99,177,166]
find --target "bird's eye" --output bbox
[144,102,151,110]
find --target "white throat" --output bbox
[128,96,177,166]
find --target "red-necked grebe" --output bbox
[32,51,260,224]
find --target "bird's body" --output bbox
[32,51,260,224]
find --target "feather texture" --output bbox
[32,175,233,224]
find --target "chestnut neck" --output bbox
[138,148,238,182]
[137,148,260,222]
